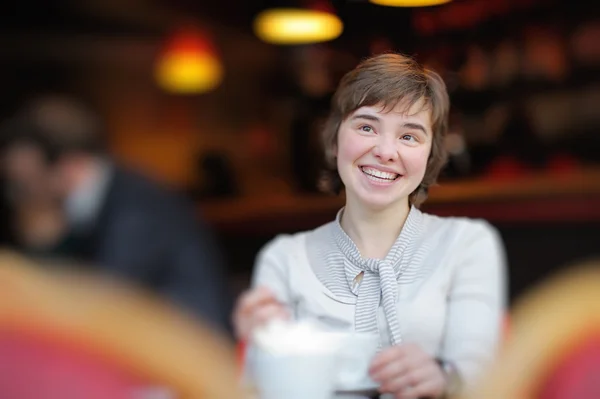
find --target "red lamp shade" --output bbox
[155,27,223,94]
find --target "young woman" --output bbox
[233,53,507,399]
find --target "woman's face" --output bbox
[336,99,433,211]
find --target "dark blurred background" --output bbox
[0,0,598,306]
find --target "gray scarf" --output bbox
[306,206,427,345]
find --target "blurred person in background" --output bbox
[234,53,507,399]
[0,120,69,254]
[0,93,233,336]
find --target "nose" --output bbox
[372,135,399,163]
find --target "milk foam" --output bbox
[252,320,341,355]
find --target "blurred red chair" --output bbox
[537,335,600,399]
[0,251,243,399]
[460,258,600,399]
[0,330,139,399]
[237,339,248,369]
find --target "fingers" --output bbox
[369,344,445,399]
[252,302,290,326]
[370,357,410,384]
[395,378,445,399]
[233,286,289,340]
[237,286,279,314]
[380,364,437,394]
[369,344,427,378]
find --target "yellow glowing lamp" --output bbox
[253,1,343,45]
[155,28,223,94]
[370,0,451,7]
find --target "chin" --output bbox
[354,191,407,211]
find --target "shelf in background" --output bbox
[426,167,600,204]
[199,168,600,234]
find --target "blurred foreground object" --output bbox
[0,251,242,399]
[461,258,600,399]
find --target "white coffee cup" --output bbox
[250,346,341,399]
[248,321,381,398]
[328,332,380,391]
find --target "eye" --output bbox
[359,125,374,133]
[401,134,416,142]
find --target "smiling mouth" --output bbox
[360,166,401,182]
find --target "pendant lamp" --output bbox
[370,0,451,7]
[253,1,343,45]
[155,27,223,94]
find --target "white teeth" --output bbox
[361,167,398,181]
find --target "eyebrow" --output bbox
[351,113,380,123]
[351,114,428,136]
[402,122,428,135]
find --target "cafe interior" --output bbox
[0,0,598,398]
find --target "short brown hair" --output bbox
[320,53,450,207]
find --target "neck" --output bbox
[340,197,411,259]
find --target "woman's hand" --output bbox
[232,286,290,341]
[369,343,447,399]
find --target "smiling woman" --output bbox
[320,53,449,207]
[336,99,433,211]
[233,53,507,399]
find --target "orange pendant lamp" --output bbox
[155,26,224,94]
[370,0,451,6]
[253,1,343,45]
